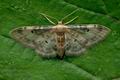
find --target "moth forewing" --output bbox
[64,24,110,56]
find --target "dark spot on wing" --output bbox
[80,27,89,32]
[53,45,57,51]
[31,29,50,35]
[98,27,103,31]
[45,40,48,43]
[66,44,69,47]
[31,30,34,33]
[74,39,77,42]
[31,29,42,35]
[17,29,23,34]
[86,28,89,32]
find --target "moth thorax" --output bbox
[58,21,62,25]
[52,24,68,31]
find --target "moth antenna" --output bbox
[61,9,79,21]
[40,13,58,25]
[64,16,79,25]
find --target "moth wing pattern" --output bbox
[10,26,57,58]
[65,24,110,56]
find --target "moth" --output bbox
[10,9,110,59]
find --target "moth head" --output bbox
[40,9,79,25]
[58,21,63,25]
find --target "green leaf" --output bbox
[0,0,120,80]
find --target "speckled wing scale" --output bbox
[10,24,110,58]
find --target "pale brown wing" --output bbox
[10,26,57,58]
[65,24,110,56]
